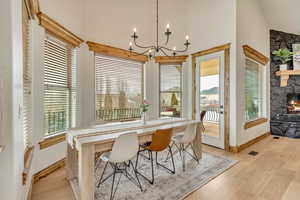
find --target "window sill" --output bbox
[244,118,268,129]
[23,146,34,185]
[39,133,66,150]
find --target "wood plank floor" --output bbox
[31,136,300,200]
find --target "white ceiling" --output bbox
[260,0,300,35]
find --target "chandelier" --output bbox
[128,0,191,58]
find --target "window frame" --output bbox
[43,34,77,137]
[159,63,183,118]
[244,57,266,123]
[93,53,145,124]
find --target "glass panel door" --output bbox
[196,51,225,149]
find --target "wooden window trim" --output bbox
[155,55,188,65]
[39,133,66,150]
[244,118,268,129]
[192,43,231,58]
[24,0,40,19]
[243,45,269,65]
[23,146,34,185]
[37,12,84,47]
[87,41,148,63]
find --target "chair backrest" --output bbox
[200,110,207,122]
[180,123,198,144]
[109,132,139,163]
[147,128,173,152]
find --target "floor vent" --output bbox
[248,151,259,156]
[273,136,280,139]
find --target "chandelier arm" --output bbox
[133,38,156,49]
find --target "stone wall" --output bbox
[270,30,300,138]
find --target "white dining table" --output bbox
[65,118,202,200]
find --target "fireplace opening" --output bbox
[287,93,300,114]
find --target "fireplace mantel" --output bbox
[275,70,300,87]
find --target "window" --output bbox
[95,55,143,122]
[43,36,77,136]
[22,1,32,149]
[159,64,182,118]
[245,58,263,121]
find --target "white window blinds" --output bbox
[160,65,182,118]
[22,4,32,149]
[95,55,143,121]
[44,36,77,136]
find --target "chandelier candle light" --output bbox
[128,0,190,58]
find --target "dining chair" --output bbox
[167,123,199,171]
[96,132,143,200]
[200,110,207,132]
[135,128,175,184]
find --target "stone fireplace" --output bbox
[270,30,300,138]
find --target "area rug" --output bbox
[95,149,237,200]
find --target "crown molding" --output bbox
[37,12,84,47]
[155,55,188,64]
[86,41,148,63]
[243,45,269,65]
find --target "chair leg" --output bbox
[181,144,186,172]
[169,145,176,174]
[164,141,174,161]
[135,146,140,170]
[110,165,117,200]
[130,160,143,192]
[97,161,109,188]
[189,143,200,163]
[135,150,154,184]
[155,147,176,174]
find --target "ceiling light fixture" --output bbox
[128,0,190,58]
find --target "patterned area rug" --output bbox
[95,149,237,200]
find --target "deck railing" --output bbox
[96,108,141,121]
[201,106,220,122]
[46,111,67,134]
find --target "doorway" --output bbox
[192,44,230,150]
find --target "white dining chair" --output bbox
[96,132,143,200]
[166,123,199,171]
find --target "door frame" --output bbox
[192,43,231,151]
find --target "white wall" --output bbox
[186,0,238,146]
[260,0,300,35]
[236,0,270,146]
[39,0,85,38]
[0,0,24,199]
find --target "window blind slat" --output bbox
[95,55,143,122]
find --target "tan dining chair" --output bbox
[135,128,175,184]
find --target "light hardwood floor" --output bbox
[203,122,219,138]
[32,136,300,200]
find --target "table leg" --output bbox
[66,144,77,180]
[78,144,95,200]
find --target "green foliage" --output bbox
[272,48,293,64]
[140,100,150,113]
